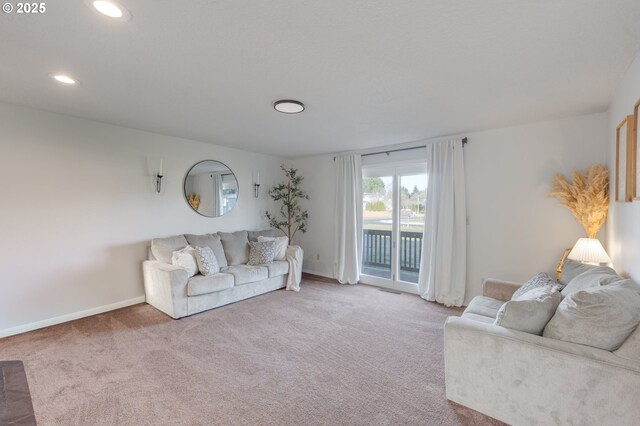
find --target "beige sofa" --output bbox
[143,229,288,319]
[445,261,640,425]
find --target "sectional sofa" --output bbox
[444,260,640,425]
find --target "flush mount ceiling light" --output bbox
[90,0,131,20]
[274,100,305,114]
[50,73,78,85]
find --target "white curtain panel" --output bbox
[418,139,467,306]
[334,154,363,284]
[214,174,224,216]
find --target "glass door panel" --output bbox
[362,176,393,280]
[361,164,427,293]
[398,173,427,284]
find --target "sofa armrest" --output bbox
[482,278,521,301]
[444,316,640,425]
[142,260,189,319]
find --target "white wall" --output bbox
[294,113,608,304]
[606,51,640,282]
[0,102,283,336]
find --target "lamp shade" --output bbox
[567,238,611,265]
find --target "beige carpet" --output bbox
[0,279,503,426]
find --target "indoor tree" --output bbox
[265,165,310,244]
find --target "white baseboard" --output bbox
[302,268,334,279]
[0,296,146,339]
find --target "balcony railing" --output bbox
[362,229,423,273]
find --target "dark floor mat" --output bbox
[0,361,36,425]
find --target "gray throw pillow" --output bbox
[494,286,561,335]
[219,231,250,265]
[150,235,188,264]
[247,241,277,265]
[560,266,623,297]
[543,279,640,351]
[185,233,228,268]
[512,272,555,300]
[194,246,220,276]
[560,259,611,285]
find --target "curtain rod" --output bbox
[333,137,467,161]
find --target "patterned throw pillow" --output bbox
[511,272,556,300]
[194,246,220,276]
[248,240,277,265]
[257,236,288,260]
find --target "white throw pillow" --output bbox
[258,236,288,260]
[171,246,198,277]
[494,286,561,335]
[194,246,220,276]
[543,279,640,351]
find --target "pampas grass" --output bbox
[188,193,200,210]
[549,165,609,238]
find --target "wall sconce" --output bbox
[155,159,164,193]
[254,172,260,198]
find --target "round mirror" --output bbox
[184,160,238,217]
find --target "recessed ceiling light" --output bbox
[274,100,305,114]
[50,74,78,85]
[91,0,130,20]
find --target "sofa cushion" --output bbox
[614,324,640,362]
[187,273,234,296]
[185,233,228,268]
[151,235,188,264]
[258,236,288,260]
[512,272,555,299]
[248,229,281,242]
[464,296,505,319]
[194,246,220,276]
[544,279,640,351]
[223,265,269,285]
[171,246,198,277]
[265,260,289,278]
[561,266,622,297]
[494,286,561,335]
[219,231,250,265]
[248,240,277,265]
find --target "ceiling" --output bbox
[1,1,640,158]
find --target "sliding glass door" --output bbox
[361,165,427,293]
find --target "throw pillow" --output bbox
[559,259,598,285]
[560,266,623,297]
[494,286,561,335]
[543,279,640,351]
[511,272,555,300]
[247,240,277,265]
[219,231,250,265]
[194,246,220,276]
[151,235,189,264]
[248,229,281,242]
[171,246,198,277]
[258,236,288,260]
[185,233,228,268]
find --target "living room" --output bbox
[1,1,640,425]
